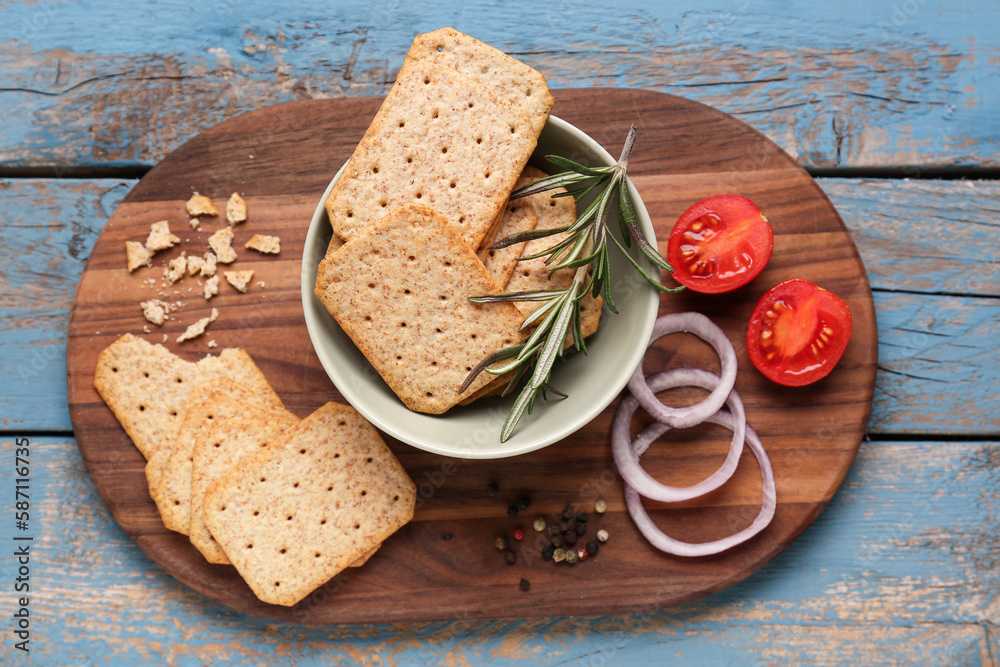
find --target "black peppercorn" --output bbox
[575,522,587,536]
[586,540,599,556]
[507,505,519,518]
[519,578,530,592]
[541,544,555,560]
[564,530,578,546]
[504,550,516,565]
[576,512,589,523]
[487,482,499,496]
[516,496,531,511]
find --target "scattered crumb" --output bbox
[224,270,254,293]
[145,221,180,252]
[126,241,152,272]
[165,254,187,284]
[189,217,200,230]
[177,307,219,343]
[204,275,219,300]
[226,192,247,226]
[186,193,218,217]
[140,299,174,326]
[245,234,280,254]
[187,254,205,276]
[201,252,218,277]
[207,340,218,348]
[163,334,168,342]
[208,227,237,264]
[256,281,266,288]
[142,325,151,333]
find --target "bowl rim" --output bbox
[301,114,659,459]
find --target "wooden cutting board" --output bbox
[66,89,877,624]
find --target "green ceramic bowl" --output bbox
[301,115,659,458]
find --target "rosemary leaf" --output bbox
[546,154,614,176]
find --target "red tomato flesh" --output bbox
[667,195,773,294]
[747,279,853,387]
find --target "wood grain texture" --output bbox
[1,436,995,664]
[1,0,998,171]
[64,91,876,623]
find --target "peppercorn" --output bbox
[519,578,530,592]
[564,530,578,546]
[575,522,587,536]
[576,512,589,523]
[561,507,574,522]
[549,534,564,548]
[586,540,599,556]
[565,549,579,564]
[577,547,588,561]
[494,535,509,551]
[487,482,499,497]
[517,496,532,511]
[533,516,546,532]
[594,499,607,514]
[541,544,555,560]
[596,529,609,543]
[514,528,524,541]
[546,525,561,539]
[553,548,567,563]
[504,550,516,565]
[507,505,519,518]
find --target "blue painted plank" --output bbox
[0,436,994,664]
[0,0,998,170]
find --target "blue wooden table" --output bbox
[1,1,998,664]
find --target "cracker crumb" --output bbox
[245,234,280,254]
[204,275,219,300]
[256,281,266,288]
[189,217,200,230]
[226,193,248,226]
[201,252,218,277]
[140,299,174,326]
[143,325,151,333]
[186,193,218,217]
[177,307,219,343]
[224,270,254,293]
[187,254,205,276]
[163,334,168,342]
[146,221,180,252]
[208,228,237,264]
[164,254,187,284]
[207,340,218,348]
[126,241,153,272]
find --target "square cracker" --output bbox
[324,59,536,250]
[476,191,538,288]
[152,381,296,535]
[190,415,298,564]
[402,27,554,135]
[314,203,525,414]
[93,333,279,461]
[203,402,416,607]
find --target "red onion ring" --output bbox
[624,407,776,557]
[628,312,738,429]
[612,367,747,502]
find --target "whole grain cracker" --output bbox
[476,174,539,286]
[152,379,293,535]
[204,275,219,300]
[140,299,173,326]
[315,204,525,414]
[203,402,416,606]
[402,27,554,135]
[187,193,219,217]
[165,254,187,284]
[92,333,277,460]
[187,254,205,276]
[189,414,298,563]
[201,252,218,277]
[126,241,152,272]
[324,59,536,250]
[226,193,247,226]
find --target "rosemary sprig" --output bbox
[460,125,685,442]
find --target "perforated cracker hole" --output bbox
[246,544,253,549]
[364,315,372,321]
[415,192,422,199]
[143,371,149,378]
[286,515,293,521]
[400,321,407,327]
[338,420,346,426]
[468,102,474,108]
[253,511,259,516]
[368,282,376,288]
[458,216,466,224]
[320,518,327,525]
[111,367,118,373]
[366,457,373,463]
[398,120,405,128]
[138,405,145,412]
[372,166,379,174]
[526,88,532,96]
[510,126,516,134]
[441,146,448,154]
[481,66,488,74]
[280,548,287,553]
[403,289,411,294]
[476,137,482,145]
[380,200,388,208]
[423,76,431,84]
[354,523,361,530]
[346,211,353,218]
[436,45,444,52]
[361,490,367,496]
[393,495,399,502]
[450,181,456,188]
[407,156,413,164]
[315,552,321,558]
[484,171,491,179]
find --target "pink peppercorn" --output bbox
[514,528,525,541]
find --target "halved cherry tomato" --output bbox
[666,194,773,294]
[747,279,853,387]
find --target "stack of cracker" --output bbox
[93,334,415,607]
[316,28,601,414]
